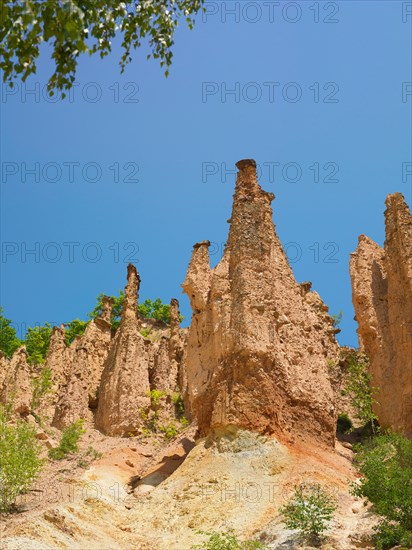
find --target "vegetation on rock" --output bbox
[64,319,89,345]
[0,402,43,512]
[280,483,337,541]
[48,419,85,460]
[192,530,267,549]
[25,323,53,365]
[31,367,53,412]
[352,432,412,549]
[345,352,379,431]
[0,307,21,358]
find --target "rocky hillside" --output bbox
[1,160,410,549]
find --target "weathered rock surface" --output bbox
[95,264,151,436]
[350,193,412,435]
[52,314,113,429]
[182,159,339,446]
[0,346,34,416]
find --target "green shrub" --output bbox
[89,292,124,331]
[90,292,182,329]
[25,323,53,365]
[172,392,185,415]
[64,319,89,345]
[148,389,167,409]
[192,530,266,549]
[31,367,53,411]
[0,306,22,358]
[0,404,43,512]
[138,298,173,325]
[337,413,353,434]
[280,483,336,540]
[159,422,178,440]
[345,352,379,431]
[351,433,412,549]
[48,419,85,460]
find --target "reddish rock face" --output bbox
[182,159,339,446]
[350,193,412,435]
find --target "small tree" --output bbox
[345,352,379,431]
[0,404,43,512]
[89,291,124,330]
[0,306,22,358]
[280,483,337,541]
[64,319,89,345]
[90,292,181,329]
[352,433,412,549]
[25,323,53,365]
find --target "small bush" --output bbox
[345,352,379,431]
[280,483,336,540]
[0,404,43,512]
[159,422,178,440]
[337,413,353,434]
[48,419,85,460]
[148,389,167,409]
[0,306,22,358]
[64,319,89,345]
[25,323,53,365]
[351,433,412,549]
[192,530,266,549]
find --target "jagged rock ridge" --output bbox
[183,159,340,446]
[0,266,186,437]
[350,193,412,435]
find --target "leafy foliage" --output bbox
[64,319,89,345]
[48,419,85,460]
[352,433,412,549]
[280,483,337,539]
[0,403,43,512]
[345,352,379,431]
[138,298,173,324]
[0,306,22,358]
[25,323,53,365]
[0,0,205,97]
[89,291,124,330]
[90,292,179,328]
[31,367,53,411]
[148,389,167,409]
[331,310,343,328]
[192,530,266,549]
[140,390,189,439]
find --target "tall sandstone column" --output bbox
[183,159,339,446]
[350,193,412,435]
[95,264,151,436]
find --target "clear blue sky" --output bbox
[1,1,411,347]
